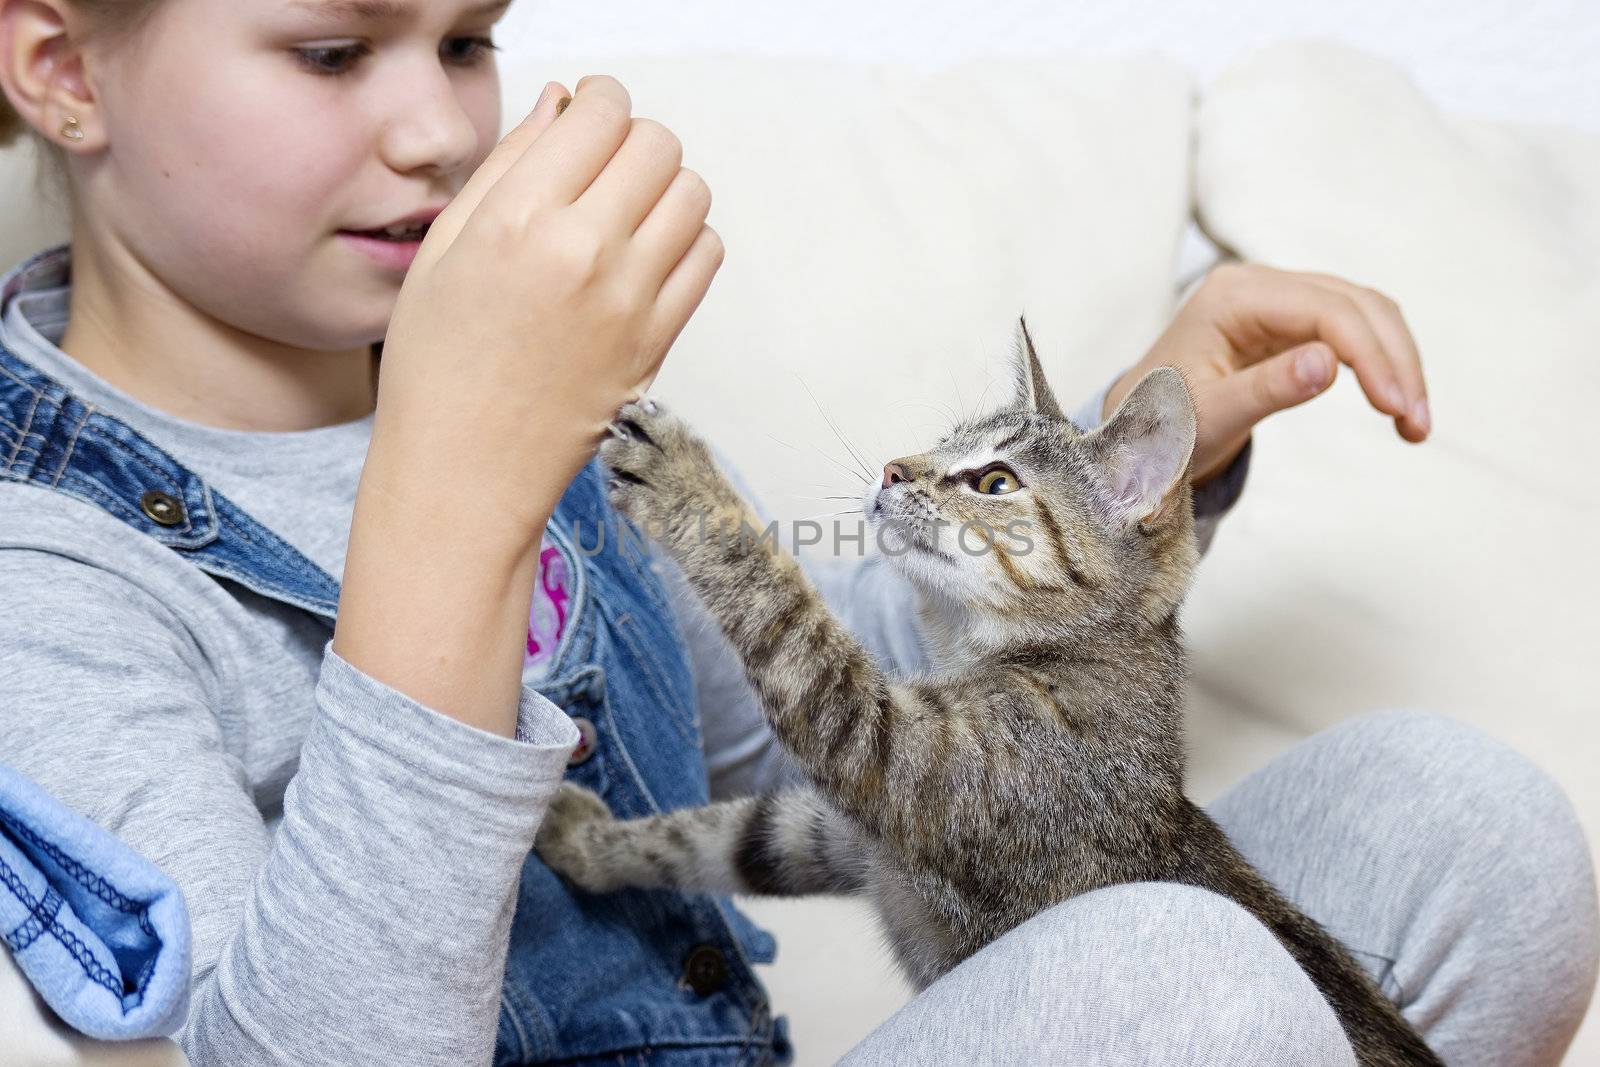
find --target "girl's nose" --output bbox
[883,462,911,488]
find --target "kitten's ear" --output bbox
[1009,315,1065,420]
[1081,366,1196,529]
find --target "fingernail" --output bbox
[555,95,572,117]
[1295,345,1330,390]
[1412,397,1431,434]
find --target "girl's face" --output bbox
[84,0,510,350]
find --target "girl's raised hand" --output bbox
[1103,261,1430,488]
[374,74,723,531]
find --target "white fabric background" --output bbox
[500,0,1600,133]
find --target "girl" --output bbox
[0,1,1594,1065]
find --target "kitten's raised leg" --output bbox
[600,400,965,840]
[535,782,869,896]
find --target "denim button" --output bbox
[139,490,186,527]
[567,717,598,766]
[681,943,729,996]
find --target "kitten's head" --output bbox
[863,316,1199,649]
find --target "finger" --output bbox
[1217,268,1409,424]
[422,80,568,258]
[486,74,634,215]
[642,224,725,384]
[1236,340,1337,423]
[629,167,712,285]
[1296,272,1429,441]
[574,118,685,238]
[1198,341,1335,476]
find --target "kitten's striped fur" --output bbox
[536,318,1440,1065]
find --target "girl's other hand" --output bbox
[374,74,723,532]
[1104,262,1429,487]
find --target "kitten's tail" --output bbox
[1181,806,1443,1067]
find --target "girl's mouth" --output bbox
[338,228,426,272]
[340,223,429,242]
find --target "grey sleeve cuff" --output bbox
[183,643,578,1065]
[314,638,580,780]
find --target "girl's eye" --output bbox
[973,467,1022,495]
[294,36,500,77]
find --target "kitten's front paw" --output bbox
[599,398,732,547]
[535,782,617,892]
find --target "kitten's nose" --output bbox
[883,462,911,488]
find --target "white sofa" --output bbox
[3,28,1596,1066]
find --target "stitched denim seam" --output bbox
[0,437,204,539]
[0,354,192,507]
[75,419,201,515]
[191,553,339,618]
[3,383,41,471]
[611,612,697,746]
[52,401,92,488]
[217,499,338,597]
[694,897,770,1034]
[594,696,665,816]
[0,357,46,399]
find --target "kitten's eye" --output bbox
[973,467,1022,495]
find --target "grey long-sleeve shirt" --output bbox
[0,250,1248,1065]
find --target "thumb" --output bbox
[1213,341,1336,442]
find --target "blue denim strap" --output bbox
[0,342,342,621]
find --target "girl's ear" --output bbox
[1008,314,1064,420]
[1081,366,1197,529]
[0,0,101,149]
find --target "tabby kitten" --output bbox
[535,317,1441,1066]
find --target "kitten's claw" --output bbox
[598,397,735,552]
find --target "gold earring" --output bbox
[59,115,84,141]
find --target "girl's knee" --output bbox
[1333,709,1599,1008]
[1015,883,1356,1064]
[1327,709,1584,840]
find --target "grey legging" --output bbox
[839,709,1600,1066]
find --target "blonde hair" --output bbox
[1,0,165,199]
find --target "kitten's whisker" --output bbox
[790,441,872,488]
[763,434,866,491]
[797,507,865,522]
[887,398,962,425]
[796,376,876,482]
[974,376,997,415]
[944,363,970,421]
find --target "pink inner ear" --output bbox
[1109,446,1179,518]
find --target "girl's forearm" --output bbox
[333,441,554,739]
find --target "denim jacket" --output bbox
[0,337,793,1067]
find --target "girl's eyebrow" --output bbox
[290,0,514,24]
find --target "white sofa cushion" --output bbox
[1190,34,1600,911]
